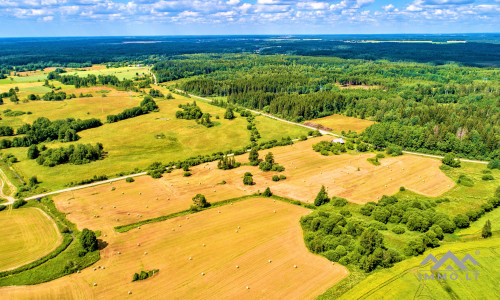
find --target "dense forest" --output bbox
[152,54,499,160]
[1,34,500,72]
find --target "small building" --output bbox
[332,138,345,144]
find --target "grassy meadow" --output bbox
[0,85,309,189]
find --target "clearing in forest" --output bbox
[307,114,375,133]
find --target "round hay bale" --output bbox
[139,192,142,195]
[144,252,147,255]
[137,227,141,229]
[235,230,238,233]
[172,228,175,231]
[113,206,116,208]
[93,283,97,286]
[201,272,205,276]
[246,286,250,289]
[137,243,140,246]
[128,291,132,295]
[189,257,192,260]
[273,210,276,213]
[101,266,105,269]
[268,259,272,263]
[93,268,96,271]
[203,243,206,247]
[122,192,124,194]
[294,265,297,268]
[118,251,121,254]
[116,218,119,221]
[236,265,239,269]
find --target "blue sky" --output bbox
[0,0,498,37]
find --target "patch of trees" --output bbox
[132,269,159,282]
[0,117,102,150]
[106,96,158,123]
[0,126,14,137]
[175,101,213,128]
[47,71,135,90]
[3,109,28,117]
[360,193,500,256]
[312,140,351,156]
[149,89,164,98]
[66,175,108,187]
[33,143,105,167]
[301,211,402,272]
[259,152,285,172]
[217,155,240,170]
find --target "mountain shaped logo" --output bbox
[420,251,479,270]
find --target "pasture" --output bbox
[0,207,62,271]
[0,198,348,299]
[307,114,375,133]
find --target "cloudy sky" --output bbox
[0,0,498,36]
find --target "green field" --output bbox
[337,236,500,300]
[1,93,309,190]
[0,207,62,271]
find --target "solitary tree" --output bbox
[192,194,210,209]
[80,228,98,253]
[482,220,492,238]
[29,176,38,187]
[314,185,329,206]
[27,144,40,159]
[243,173,254,185]
[262,187,272,197]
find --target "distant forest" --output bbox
[1,34,500,71]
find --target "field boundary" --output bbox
[115,193,316,233]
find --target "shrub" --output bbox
[399,186,406,191]
[126,177,135,183]
[442,153,461,168]
[183,172,192,177]
[386,145,403,156]
[271,164,285,172]
[392,226,406,234]
[331,197,348,207]
[12,199,27,209]
[376,153,385,159]
[487,159,500,170]
[457,174,474,186]
[482,174,494,181]
[372,207,391,223]
[272,175,280,182]
[453,214,470,228]
[262,187,272,197]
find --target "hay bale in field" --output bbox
[93,283,97,286]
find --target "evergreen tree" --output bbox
[262,187,272,197]
[482,220,492,238]
[314,185,329,206]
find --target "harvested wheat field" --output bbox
[0,198,348,300]
[54,136,454,231]
[0,207,62,271]
[248,136,454,204]
[308,114,375,133]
